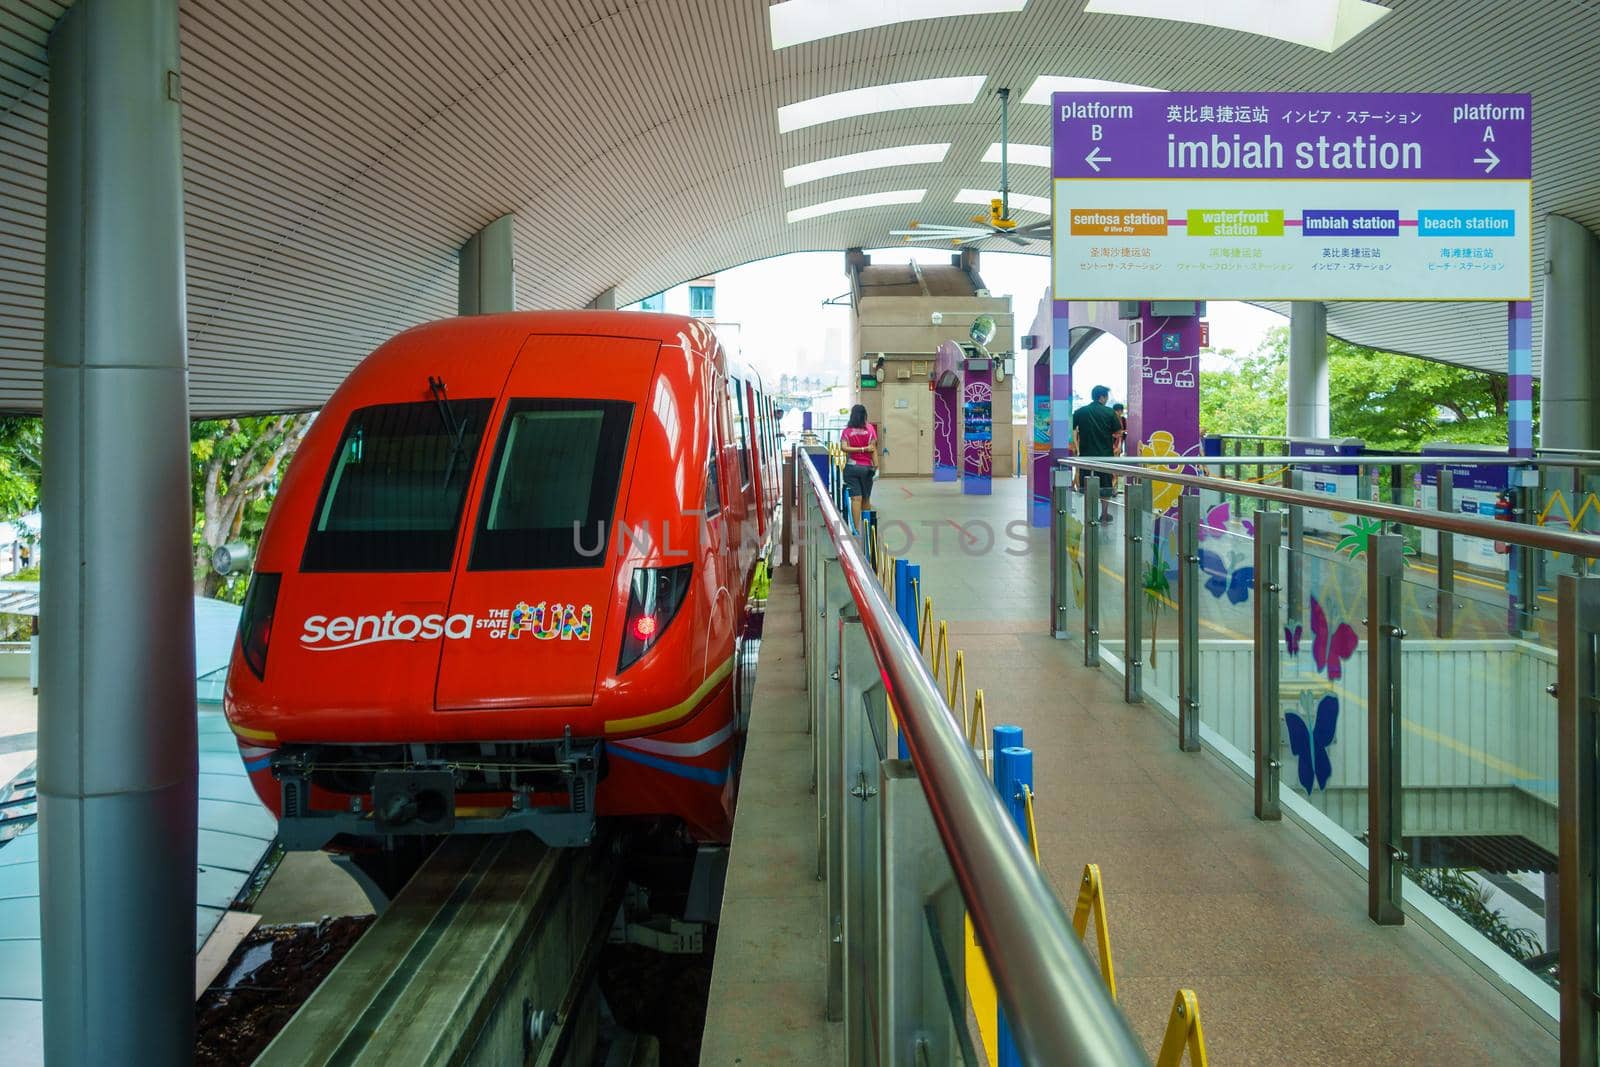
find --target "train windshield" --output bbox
[302,398,493,572]
[468,398,634,571]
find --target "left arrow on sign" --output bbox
[1085,147,1112,172]
[1473,147,1500,174]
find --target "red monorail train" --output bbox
[224,311,779,857]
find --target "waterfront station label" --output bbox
[1052,91,1532,301]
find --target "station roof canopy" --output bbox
[1,0,1596,414]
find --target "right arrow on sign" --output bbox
[1085,147,1112,172]
[1474,147,1500,174]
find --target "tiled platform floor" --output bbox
[700,586,842,1065]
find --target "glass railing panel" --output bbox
[1399,525,1557,990]
[1096,492,1128,670]
[1193,501,1257,762]
[1059,479,1087,640]
[1277,524,1368,849]
[1141,501,1180,714]
[923,903,981,1066]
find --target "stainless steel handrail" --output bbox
[1063,458,1600,557]
[1103,454,1600,470]
[799,457,1148,1065]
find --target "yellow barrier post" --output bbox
[1020,781,1040,866]
[1071,864,1118,1000]
[1155,989,1209,1067]
[969,688,990,778]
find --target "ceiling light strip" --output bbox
[982,142,1051,168]
[783,143,951,187]
[1083,0,1390,53]
[778,76,987,134]
[769,0,1029,49]
[1021,76,1163,106]
[787,189,927,224]
[954,189,1052,215]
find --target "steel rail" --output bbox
[1062,458,1600,557]
[798,458,1148,1066]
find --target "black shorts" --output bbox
[843,463,875,499]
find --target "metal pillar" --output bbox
[1557,574,1600,1066]
[1539,215,1600,451]
[1285,470,1305,625]
[41,0,198,1062]
[1082,477,1101,667]
[1367,533,1406,925]
[1050,475,1071,638]
[1287,301,1329,438]
[1176,494,1201,752]
[1436,470,1455,639]
[1253,510,1283,820]
[458,213,516,315]
[1123,479,1147,703]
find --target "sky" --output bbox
[640,248,1286,412]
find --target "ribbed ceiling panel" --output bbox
[0,0,1594,413]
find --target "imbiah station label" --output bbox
[1051,92,1532,301]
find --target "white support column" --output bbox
[458,213,516,315]
[588,287,618,310]
[1287,301,1329,438]
[1539,214,1600,450]
[41,0,197,1061]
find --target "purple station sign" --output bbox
[1051,91,1533,301]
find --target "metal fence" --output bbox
[1054,456,1600,1062]
[794,449,1148,1066]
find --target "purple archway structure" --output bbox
[933,340,961,481]
[1026,296,1200,525]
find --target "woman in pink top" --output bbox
[840,404,877,530]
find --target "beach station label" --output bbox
[1052,92,1532,301]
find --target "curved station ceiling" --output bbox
[0,0,1596,413]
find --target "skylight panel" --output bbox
[770,0,1030,49]
[777,77,987,134]
[787,189,928,224]
[955,189,1052,215]
[982,143,1051,168]
[1083,0,1390,53]
[1021,76,1163,105]
[783,144,951,188]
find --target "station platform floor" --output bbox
[708,474,1556,1064]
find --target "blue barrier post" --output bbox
[995,743,1034,1067]
[992,725,1023,790]
[903,563,922,639]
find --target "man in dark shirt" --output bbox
[1072,385,1120,520]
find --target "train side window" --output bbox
[730,378,751,488]
[705,453,722,518]
[303,398,493,572]
[468,398,634,571]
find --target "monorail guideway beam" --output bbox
[39,0,198,1062]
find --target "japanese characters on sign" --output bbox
[1051,92,1533,301]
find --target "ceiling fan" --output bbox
[890,87,1052,248]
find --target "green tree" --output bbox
[0,416,42,520]
[192,414,313,601]
[1201,327,1517,452]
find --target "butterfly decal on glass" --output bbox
[1284,595,1357,681]
[1199,547,1253,604]
[1198,502,1253,542]
[1285,693,1339,794]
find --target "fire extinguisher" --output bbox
[1493,490,1514,554]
